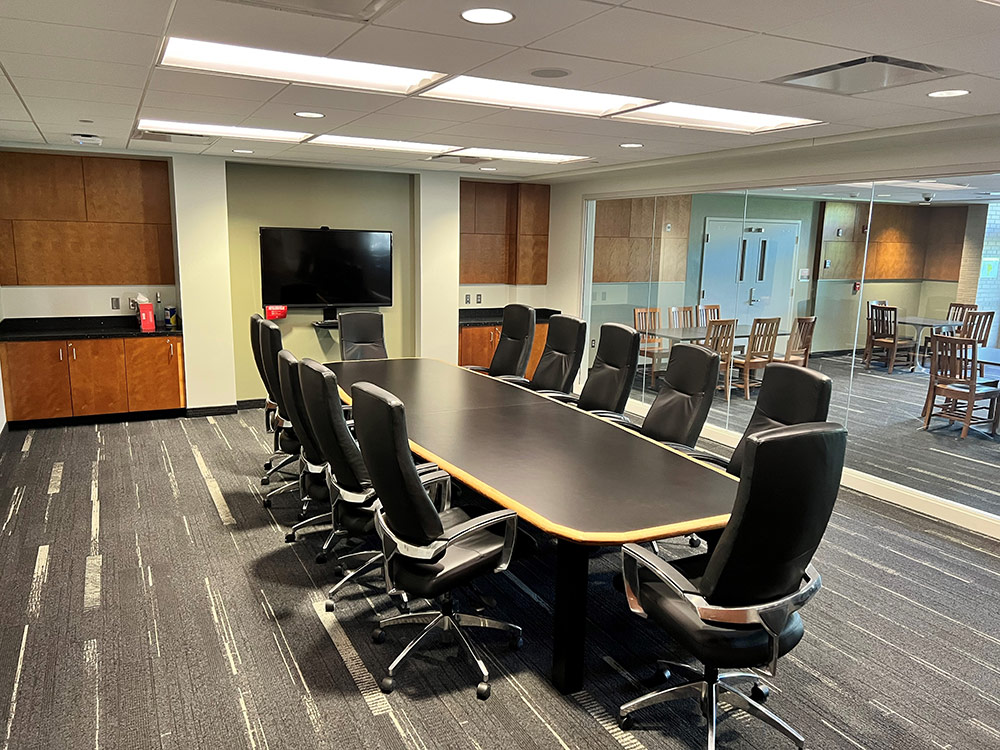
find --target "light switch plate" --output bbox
[111,297,120,310]
[464,294,471,304]
[476,294,482,304]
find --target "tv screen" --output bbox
[260,227,392,308]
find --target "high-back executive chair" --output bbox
[617,422,846,749]
[258,318,302,496]
[338,311,388,360]
[498,314,586,393]
[352,382,521,701]
[466,304,536,377]
[250,314,277,434]
[636,343,720,447]
[540,323,640,415]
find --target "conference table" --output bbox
[326,357,738,693]
[649,324,790,344]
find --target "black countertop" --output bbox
[459,307,560,327]
[0,316,182,342]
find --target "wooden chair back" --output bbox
[869,305,899,341]
[667,306,696,328]
[703,318,737,361]
[959,310,993,347]
[697,304,721,326]
[929,334,979,388]
[747,317,780,360]
[947,302,978,323]
[785,316,817,363]
[633,307,662,347]
[867,299,888,319]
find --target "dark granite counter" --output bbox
[0,316,182,342]
[458,307,560,327]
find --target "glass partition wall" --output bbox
[584,174,1000,519]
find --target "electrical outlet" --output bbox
[824,259,832,269]
[128,297,138,311]
[665,223,672,232]
[591,339,597,348]
[111,297,120,310]
[464,294,471,304]
[476,293,482,304]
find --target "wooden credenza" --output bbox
[458,322,548,379]
[0,334,184,421]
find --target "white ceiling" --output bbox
[748,173,1000,204]
[1,0,999,178]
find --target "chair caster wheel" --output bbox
[751,683,770,703]
[380,677,394,694]
[476,682,491,701]
[264,460,273,470]
[261,477,270,486]
[262,498,272,508]
[509,636,523,650]
[372,628,386,644]
[315,553,327,564]
[284,533,295,543]
[324,600,336,612]
[688,536,702,548]
[618,714,633,730]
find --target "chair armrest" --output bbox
[535,390,578,404]
[464,365,489,373]
[590,410,630,423]
[683,450,730,469]
[496,375,530,387]
[437,508,519,572]
[415,462,439,474]
[419,468,452,511]
[622,543,699,618]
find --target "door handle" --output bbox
[748,287,760,305]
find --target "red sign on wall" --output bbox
[265,305,288,320]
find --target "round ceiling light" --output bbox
[294,111,325,118]
[479,166,498,171]
[461,8,515,24]
[927,89,969,98]
[232,149,254,154]
[619,143,643,149]
[530,68,570,79]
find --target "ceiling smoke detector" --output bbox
[70,134,103,146]
[771,55,963,95]
[217,0,402,22]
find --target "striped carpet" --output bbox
[0,413,998,749]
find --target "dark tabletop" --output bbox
[0,316,181,342]
[326,358,736,543]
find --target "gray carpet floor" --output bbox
[1,412,999,749]
[634,353,1000,517]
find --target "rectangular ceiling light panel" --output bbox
[161,37,445,95]
[448,147,589,164]
[309,134,460,153]
[613,101,822,134]
[419,75,657,117]
[137,119,310,142]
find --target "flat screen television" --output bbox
[260,227,392,308]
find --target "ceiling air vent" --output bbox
[771,56,963,95]
[218,0,403,22]
[427,154,492,165]
[132,130,211,145]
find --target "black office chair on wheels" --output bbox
[617,422,847,749]
[466,304,536,377]
[540,322,639,415]
[250,314,277,435]
[338,311,388,360]
[497,314,586,393]
[258,319,302,499]
[352,382,521,701]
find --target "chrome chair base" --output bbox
[618,665,803,749]
[372,596,522,701]
[323,551,384,608]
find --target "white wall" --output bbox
[0,285,177,318]
[415,173,461,362]
[171,155,238,410]
[458,284,549,310]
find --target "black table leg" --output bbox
[551,539,590,693]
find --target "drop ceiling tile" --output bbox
[238,102,364,131]
[143,89,264,117]
[200,139,292,156]
[23,97,138,122]
[0,52,150,88]
[459,48,642,89]
[594,67,742,101]
[333,112,461,136]
[167,0,362,56]
[529,7,753,67]
[0,128,44,144]
[326,125,448,141]
[374,0,607,46]
[853,74,1000,115]
[268,85,400,113]
[0,0,172,36]
[329,26,513,74]
[373,97,503,122]
[12,78,143,106]
[836,108,968,129]
[623,0,868,34]
[38,132,128,150]
[149,69,285,100]
[139,106,245,127]
[0,119,37,133]
[0,20,160,66]
[35,117,137,136]
[889,32,1000,75]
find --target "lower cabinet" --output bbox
[125,336,185,412]
[0,340,73,420]
[458,322,549,378]
[68,338,128,416]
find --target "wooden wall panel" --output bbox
[865,241,925,280]
[473,182,512,234]
[594,199,631,237]
[459,180,476,232]
[923,242,963,281]
[83,157,171,224]
[627,237,657,281]
[629,197,655,238]
[0,152,86,221]
[514,235,547,284]
[459,233,510,284]
[655,194,692,239]
[819,240,866,280]
[517,184,550,235]
[658,237,688,282]
[155,224,176,284]
[821,202,858,242]
[0,220,16,285]
[592,237,628,283]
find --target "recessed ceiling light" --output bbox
[449,147,589,164]
[137,118,310,143]
[419,75,656,117]
[877,193,891,197]
[613,101,822,133]
[479,167,498,171]
[821,193,836,196]
[294,111,324,119]
[531,68,570,79]
[918,179,935,182]
[308,134,460,154]
[232,149,255,154]
[781,187,797,191]
[461,8,515,24]
[927,89,969,98]
[619,143,643,149]
[161,37,445,95]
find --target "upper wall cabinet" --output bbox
[0,151,174,286]
[459,180,550,285]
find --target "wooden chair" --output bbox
[921,302,977,365]
[863,299,888,362]
[731,317,780,400]
[864,305,915,374]
[923,334,1000,439]
[959,310,994,376]
[697,304,721,327]
[667,306,696,328]
[784,316,817,367]
[634,307,668,387]
[703,318,737,401]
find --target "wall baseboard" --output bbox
[237,398,266,410]
[186,405,238,418]
[4,409,185,430]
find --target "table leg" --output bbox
[551,539,590,693]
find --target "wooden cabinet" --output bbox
[458,322,549,377]
[125,336,185,412]
[67,338,128,416]
[525,322,548,380]
[0,341,73,420]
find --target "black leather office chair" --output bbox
[339,311,388,360]
[541,323,639,415]
[466,304,536,377]
[258,319,301,497]
[617,422,847,749]
[276,350,331,529]
[352,382,521,700]
[498,314,586,393]
[250,314,277,435]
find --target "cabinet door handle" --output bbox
[58,348,63,361]
[169,341,174,358]
[72,347,76,360]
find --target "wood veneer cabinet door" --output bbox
[83,157,171,224]
[458,326,497,368]
[67,338,128,416]
[0,341,72,420]
[0,152,87,222]
[525,323,548,380]
[125,336,186,412]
